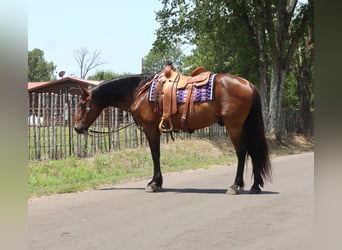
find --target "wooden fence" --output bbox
[28,92,313,160]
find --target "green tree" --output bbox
[282,72,299,109]
[153,0,313,140]
[87,70,131,81]
[292,4,314,136]
[142,43,185,73]
[28,48,56,81]
[154,0,259,78]
[261,0,313,139]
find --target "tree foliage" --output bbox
[291,1,314,136]
[153,0,259,80]
[260,0,313,139]
[28,48,56,82]
[150,0,314,139]
[142,43,185,73]
[87,70,132,81]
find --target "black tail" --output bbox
[245,85,272,187]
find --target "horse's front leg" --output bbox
[145,129,163,192]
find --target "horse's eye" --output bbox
[80,102,87,112]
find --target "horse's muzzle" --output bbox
[74,126,88,134]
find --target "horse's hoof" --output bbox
[145,185,155,193]
[145,183,161,193]
[249,187,261,194]
[226,186,239,195]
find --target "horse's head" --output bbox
[74,86,103,134]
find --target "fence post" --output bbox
[108,107,112,151]
[68,93,72,157]
[37,93,42,159]
[114,108,120,149]
[52,93,58,159]
[31,92,38,159]
[59,92,63,159]
[28,95,31,160]
[41,93,46,158]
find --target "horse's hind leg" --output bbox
[227,145,247,194]
[225,125,247,195]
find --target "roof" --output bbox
[28,77,102,91]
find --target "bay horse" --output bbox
[74,68,271,194]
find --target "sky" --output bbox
[28,0,163,77]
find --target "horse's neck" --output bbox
[95,81,139,111]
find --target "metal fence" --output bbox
[28,92,313,160]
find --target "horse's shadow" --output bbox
[97,186,279,195]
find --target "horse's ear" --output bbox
[80,85,90,99]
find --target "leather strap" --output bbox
[181,84,194,130]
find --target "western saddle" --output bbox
[153,62,212,133]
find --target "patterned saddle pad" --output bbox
[149,73,216,103]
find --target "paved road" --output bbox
[28,153,313,250]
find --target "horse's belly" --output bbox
[172,102,219,131]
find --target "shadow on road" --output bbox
[162,188,279,195]
[97,186,279,195]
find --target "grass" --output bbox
[28,135,314,198]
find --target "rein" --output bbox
[88,112,136,135]
[80,96,135,135]
[88,121,135,135]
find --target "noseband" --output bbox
[80,101,92,128]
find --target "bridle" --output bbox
[79,99,92,128]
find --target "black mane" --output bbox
[90,73,155,108]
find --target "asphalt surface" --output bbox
[28,152,314,250]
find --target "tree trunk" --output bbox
[258,63,268,121]
[256,25,269,121]
[297,26,313,136]
[297,64,311,136]
[267,59,286,140]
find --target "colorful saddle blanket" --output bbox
[148,73,216,103]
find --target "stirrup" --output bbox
[158,118,173,133]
